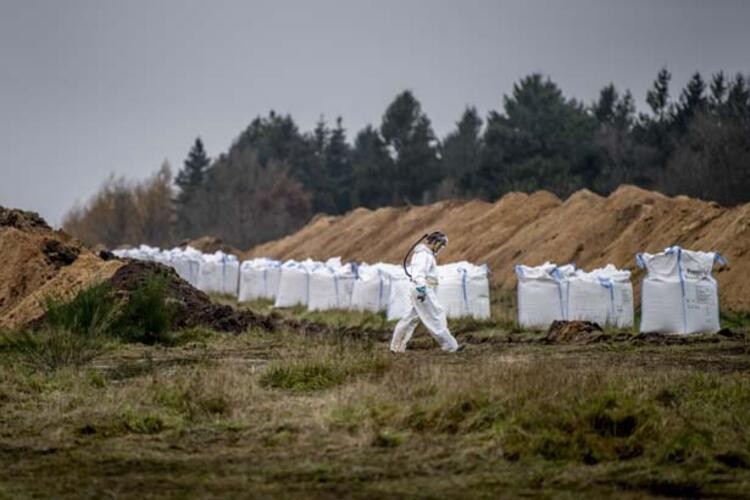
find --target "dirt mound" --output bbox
[545,320,605,343]
[107,261,276,333]
[180,236,241,255]
[0,207,50,231]
[0,206,124,329]
[247,185,750,311]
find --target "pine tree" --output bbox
[441,107,483,196]
[676,72,707,131]
[478,74,597,198]
[326,117,353,212]
[709,71,727,109]
[646,67,672,121]
[380,90,440,204]
[175,137,210,238]
[594,84,618,124]
[350,125,393,208]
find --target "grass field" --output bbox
[1,292,749,498]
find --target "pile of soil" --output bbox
[179,236,241,255]
[0,206,50,231]
[247,185,750,311]
[0,207,124,329]
[107,261,276,333]
[545,320,605,344]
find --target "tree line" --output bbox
[64,68,750,249]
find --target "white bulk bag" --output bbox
[386,266,412,321]
[179,247,203,288]
[335,263,358,310]
[170,254,192,283]
[307,267,339,311]
[238,259,281,302]
[274,260,317,308]
[351,264,391,313]
[565,270,612,326]
[638,247,725,334]
[197,252,239,295]
[516,262,574,329]
[437,263,491,319]
[594,265,634,328]
[307,262,364,311]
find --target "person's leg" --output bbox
[414,289,459,352]
[390,305,420,353]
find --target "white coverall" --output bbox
[390,244,460,353]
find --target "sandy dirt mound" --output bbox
[107,261,276,333]
[179,236,241,255]
[247,185,750,311]
[0,207,124,329]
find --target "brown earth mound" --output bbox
[0,206,51,231]
[0,207,124,329]
[180,236,241,255]
[545,320,605,344]
[107,261,276,333]
[247,185,750,311]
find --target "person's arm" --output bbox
[411,251,430,300]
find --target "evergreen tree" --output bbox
[441,107,483,196]
[593,84,618,124]
[230,111,323,211]
[325,117,353,212]
[380,90,440,204]
[478,74,598,198]
[634,67,676,183]
[646,67,672,121]
[592,85,637,191]
[676,72,707,131]
[350,125,393,208]
[709,71,727,109]
[726,74,750,120]
[174,137,210,238]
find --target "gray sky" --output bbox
[1,0,748,226]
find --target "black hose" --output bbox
[403,233,428,279]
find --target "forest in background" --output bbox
[63,68,750,249]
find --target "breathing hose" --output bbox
[402,233,428,279]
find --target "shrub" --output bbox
[114,274,175,344]
[42,282,117,335]
[1,326,106,373]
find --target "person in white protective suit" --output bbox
[390,231,462,353]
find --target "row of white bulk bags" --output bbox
[350,264,392,313]
[437,263,491,320]
[274,259,320,308]
[196,252,240,295]
[515,263,576,329]
[565,265,634,328]
[307,263,358,311]
[385,265,413,321]
[238,258,281,301]
[638,246,725,334]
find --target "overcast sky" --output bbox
[1,0,748,226]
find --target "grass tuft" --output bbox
[260,347,391,392]
[0,326,107,373]
[115,274,175,344]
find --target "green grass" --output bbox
[0,274,196,373]
[0,326,108,373]
[1,284,749,497]
[260,343,391,392]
